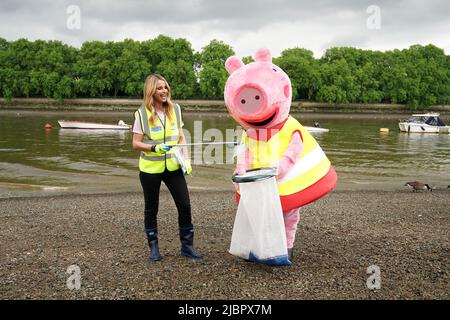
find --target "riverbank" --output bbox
[1,189,448,299]
[1,98,449,114]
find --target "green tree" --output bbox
[242,56,254,65]
[355,62,383,103]
[317,55,358,104]
[378,45,450,108]
[199,61,228,99]
[142,35,195,70]
[199,39,234,65]
[198,40,234,99]
[34,40,77,99]
[0,37,7,50]
[275,47,320,100]
[113,39,151,97]
[0,36,448,108]
[142,35,196,98]
[0,38,8,98]
[158,59,196,99]
[0,38,35,99]
[403,44,449,107]
[379,54,408,104]
[73,41,116,97]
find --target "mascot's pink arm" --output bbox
[235,146,252,175]
[276,131,303,180]
[233,145,253,192]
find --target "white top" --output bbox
[133,109,183,135]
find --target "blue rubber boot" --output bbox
[146,228,161,261]
[179,226,203,259]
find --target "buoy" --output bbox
[44,123,53,129]
[380,128,389,133]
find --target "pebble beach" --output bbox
[1,188,449,300]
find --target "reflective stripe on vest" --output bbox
[136,103,182,173]
[242,116,331,196]
[140,152,177,161]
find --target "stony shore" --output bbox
[1,189,448,300]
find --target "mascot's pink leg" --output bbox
[283,207,300,249]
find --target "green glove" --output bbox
[185,159,192,175]
[155,144,172,154]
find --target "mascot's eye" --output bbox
[241,99,246,104]
[255,95,260,100]
[272,68,277,72]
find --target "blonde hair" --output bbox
[143,74,175,125]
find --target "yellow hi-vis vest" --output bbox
[135,104,182,174]
[241,116,332,197]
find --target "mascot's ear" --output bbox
[225,56,244,74]
[254,48,271,62]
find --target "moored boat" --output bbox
[304,126,329,133]
[58,120,131,130]
[398,113,450,133]
[304,122,329,133]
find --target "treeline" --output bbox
[0,35,449,108]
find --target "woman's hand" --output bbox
[155,144,172,154]
[185,159,192,175]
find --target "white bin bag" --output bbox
[229,168,291,266]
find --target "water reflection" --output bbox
[397,131,450,148]
[59,128,129,139]
[1,113,449,196]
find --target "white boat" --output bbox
[304,122,329,133]
[58,120,131,130]
[305,126,329,133]
[398,113,450,133]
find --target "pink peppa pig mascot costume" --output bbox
[224,48,337,262]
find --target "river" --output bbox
[0,110,449,198]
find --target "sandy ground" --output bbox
[1,188,449,300]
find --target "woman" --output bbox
[132,74,202,261]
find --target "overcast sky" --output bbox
[0,0,449,58]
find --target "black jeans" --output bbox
[139,169,192,230]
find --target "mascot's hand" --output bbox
[233,166,245,192]
[276,156,292,180]
[234,164,246,176]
